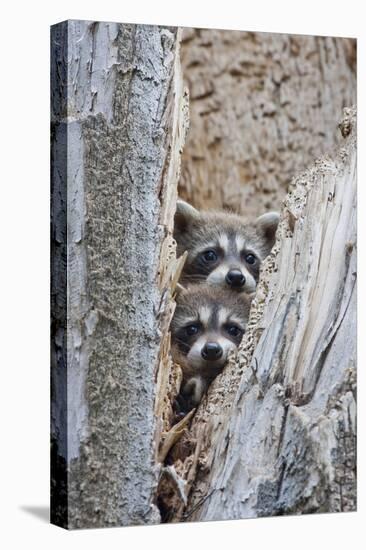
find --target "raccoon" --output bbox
[174,200,279,293]
[170,285,252,411]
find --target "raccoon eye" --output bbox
[245,253,256,265]
[202,249,218,263]
[225,324,243,338]
[185,323,200,336]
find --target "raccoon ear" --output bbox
[255,212,280,243]
[174,200,199,233]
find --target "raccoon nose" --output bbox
[201,342,223,361]
[226,269,246,288]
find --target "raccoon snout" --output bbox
[225,269,246,288]
[201,342,223,361]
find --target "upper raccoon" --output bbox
[174,200,279,293]
[170,284,252,410]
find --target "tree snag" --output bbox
[51,20,187,529]
[51,20,356,529]
[166,107,356,522]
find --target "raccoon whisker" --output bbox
[172,337,191,350]
[175,200,279,291]
[175,342,190,351]
[183,274,209,281]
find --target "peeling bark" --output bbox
[51,20,186,529]
[168,108,356,522]
[179,29,356,219]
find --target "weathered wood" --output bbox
[51,21,356,528]
[179,29,356,219]
[51,20,186,529]
[168,107,356,522]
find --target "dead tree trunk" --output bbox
[168,108,356,522]
[51,21,356,529]
[51,20,187,529]
[179,29,356,219]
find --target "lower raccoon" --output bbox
[174,200,279,293]
[170,284,252,412]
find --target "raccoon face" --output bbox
[174,200,279,293]
[170,285,251,377]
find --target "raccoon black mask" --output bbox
[171,284,252,409]
[174,200,279,293]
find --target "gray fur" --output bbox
[174,200,279,291]
[171,285,252,407]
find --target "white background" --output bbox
[0,0,364,548]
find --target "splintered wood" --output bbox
[154,29,190,457]
[51,22,188,529]
[166,108,356,522]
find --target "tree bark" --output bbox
[168,107,356,522]
[51,20,187,529]
[51,21,356,529]
[179,29,356,219]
